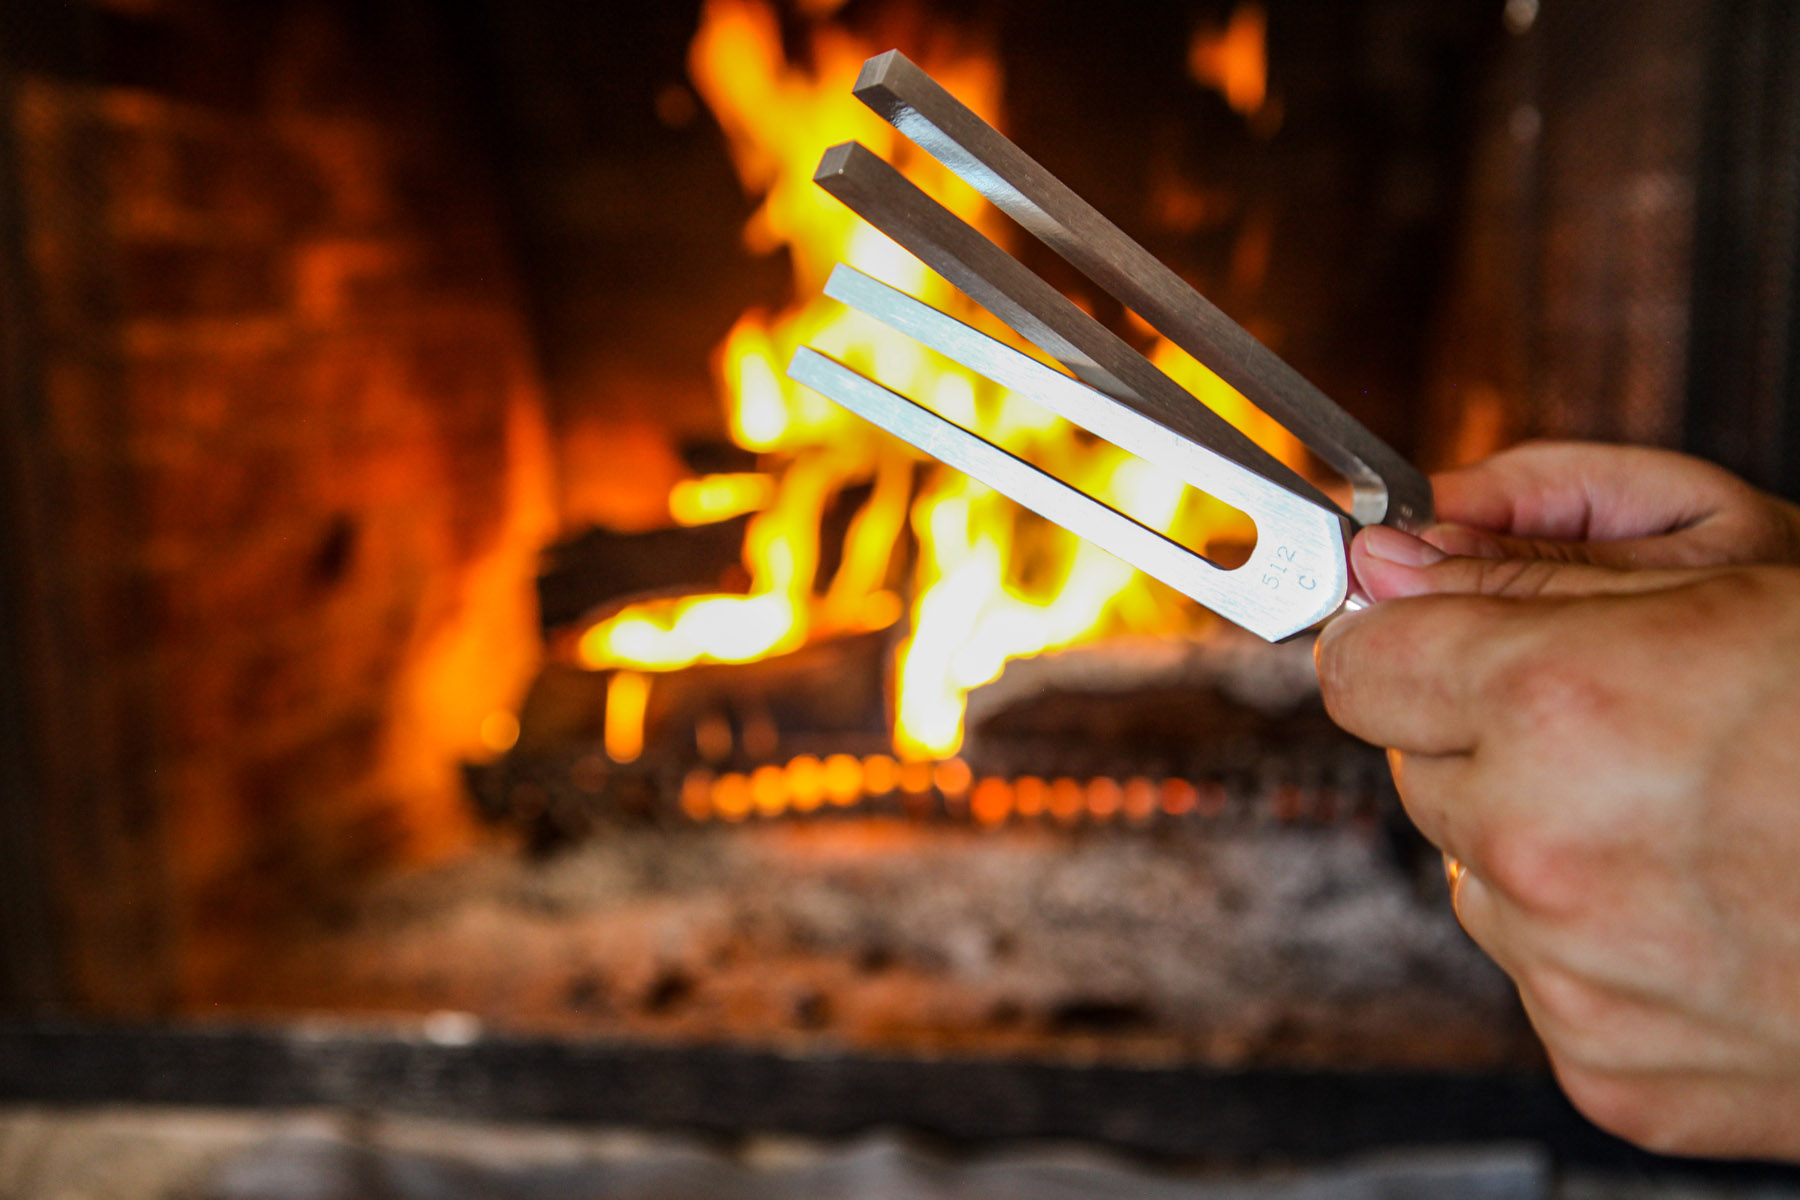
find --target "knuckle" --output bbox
[1474,825,1590,917]
[1639,571,1792,665]
[1519,964,1618,1060]
[1552,1066,1680,1151]
[1692,567,1762,607]
[1738,505,1792,563]
[1683,568,1780,624]
[1315,611,1417,734]
[1482,646,1613,746]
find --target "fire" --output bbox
[1188,3,1269,118]
[669,473,775,526]
[603,671,650,763]
[576,0,1309,762]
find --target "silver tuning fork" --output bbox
[786,50,1432,641]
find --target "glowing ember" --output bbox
[681,770,713,820]
[1160,778,1199,816]
[932,757,972,798]
[899,760,934,794]
[1049,778,1084,824]
[478,710,521,755]
[861,754,898,795]
[786,753,826,810]
[1087,777,1123,820]
[823,753,864,805]
[575,0,1309,763]
[713,772,753,821]
[694,713,734,762]
[752,764,789,816]
[970,777,1011,826]
[668,757,1362,831]
[1123,777,1159,822]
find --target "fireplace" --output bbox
[2,0,1797,1185]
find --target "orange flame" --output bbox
[577,0,1308,761]
[1188,4,1269,117]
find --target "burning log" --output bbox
[468,615,1398,858]
[638,623,891,756]
[538,471,889,635]
[962,632,1388,818]
[467,626,895,849]
[536,516,754,632]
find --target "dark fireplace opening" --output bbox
[2,0,1798,1190]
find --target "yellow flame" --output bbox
[670,473,776,526]
[576,0,1001,683]
[604,671,650,763]
[577,0,1310,763]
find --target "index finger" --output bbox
[1433,441,1726,541]
[1314,592,1537,755]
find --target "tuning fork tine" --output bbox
[822,266,1314,522]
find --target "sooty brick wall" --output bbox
[6,0,554,1011]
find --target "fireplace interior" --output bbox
[3,0,1799,1194]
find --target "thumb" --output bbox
[1351,525,1710,602]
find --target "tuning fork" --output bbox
[785,51,1432,641]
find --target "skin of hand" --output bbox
[1315,447,1800,1160]
[1420,440,1800,573]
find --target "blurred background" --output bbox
[0,0,1797,1196]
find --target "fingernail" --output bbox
[1360,524,1447,567]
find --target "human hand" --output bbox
[1318,535,1800,1160]
[1420,441,1800,573]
